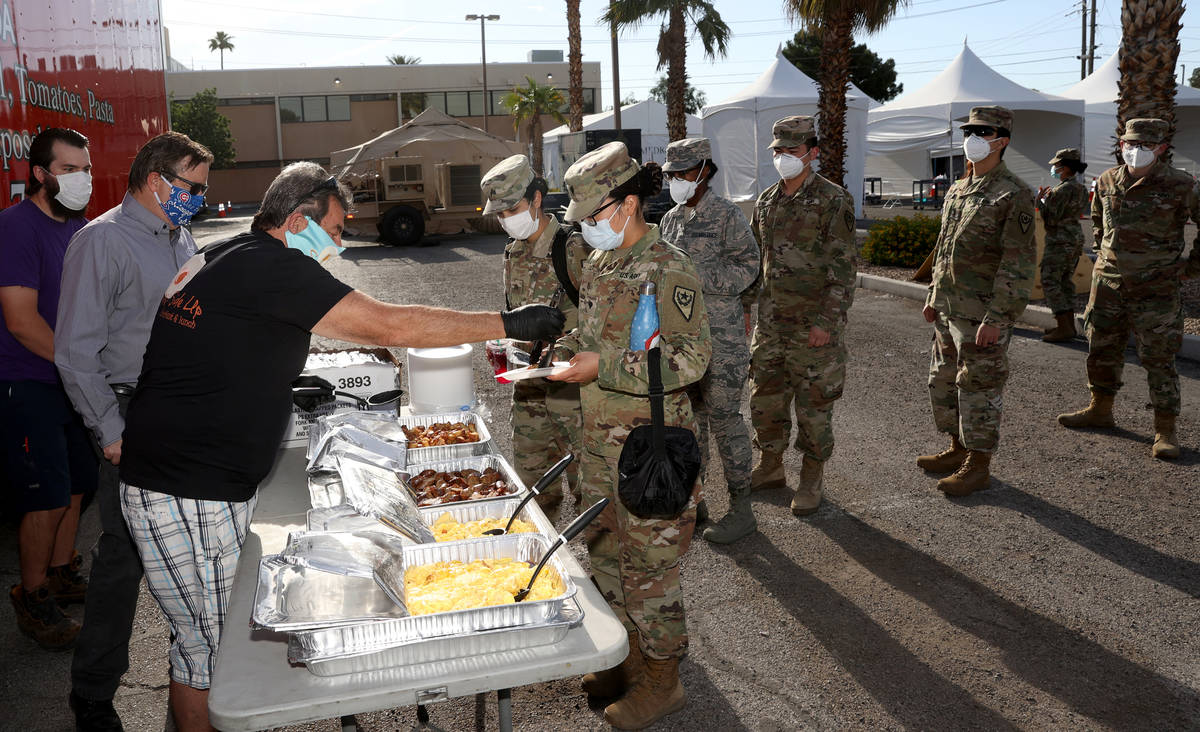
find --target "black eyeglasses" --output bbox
[159,170,209,196]
[962,127,998,138]
[1122,141,1159,151]
[584,199,619,226]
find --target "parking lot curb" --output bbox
[856,273,1200,363]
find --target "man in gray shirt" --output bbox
[55,131,213,732]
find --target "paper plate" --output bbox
[495,362,571,382]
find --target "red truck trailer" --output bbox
[0,0,169,214]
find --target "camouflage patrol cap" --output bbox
[1120,118,1168,144]
[960,106,1014,134]
[768,116,816,149]
[563,141,639,223]
[480,155,535,215]
[662,137,712,173]
[1048,148,1082,165]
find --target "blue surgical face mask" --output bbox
[580,203,628,251]
[1050,165,1062,180]
[153,181,205,227]
[285,216,345,263]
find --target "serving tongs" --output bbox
[292,374,403,411]
[515,496,609,602]
[527,287,567,368]
[483,453,574,535]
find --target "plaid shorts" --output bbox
[120,483,257,689]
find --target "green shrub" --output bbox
[861,214,941,267]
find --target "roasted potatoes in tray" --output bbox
[408,467,514,506]
[401,422,481,447]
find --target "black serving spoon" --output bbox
[515,496,610,602]
[484,453,575,536]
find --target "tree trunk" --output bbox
[817,7,853,189]
[567,0,584,132]
[1116,0,1183,163]
[664,3,688,142]
[532,117,544,176]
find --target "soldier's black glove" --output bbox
[501,304,566,342]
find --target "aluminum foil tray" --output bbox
[401,454,526,509]
[307,471,344,509]
[251,555,406,632]
[280,530,409,578]
[418,495,554,540]
[293,534,577,657]
[397,411,493,463]
[307,505,399,535]
[290,599,583,676]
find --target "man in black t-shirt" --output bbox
[117,162,564,731]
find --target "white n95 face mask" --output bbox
[500,207,539,240]
[54,171,92,211]
[773,153,806,180]
[963,135,995,164]
[1121,145,1156,170]
[668,163,705,204]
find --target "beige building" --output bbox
[166,61,602,203]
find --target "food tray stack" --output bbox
[398,411,493,463]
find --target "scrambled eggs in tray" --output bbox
[404,557,566,615]
[429,512,538,542]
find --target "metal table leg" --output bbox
[340,714,358,732]
[497,688,512,732]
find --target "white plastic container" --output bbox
[406,344,474,414]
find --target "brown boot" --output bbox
[47,551,88,605]
[750,452,785,491]
[603,656,686,730]
[1152,411,1181,460]
[1042,312,1077,343]
[916,434,967,473]
[10,584,80,650]
[582,630,643,698]
[1058,391,1116,428]
[791,456,823,516]
[937,450,992,497]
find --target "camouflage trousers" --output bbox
[749,325,847,463]
[928,313,1013,452]
[581,448,698,660]
[1040,234,1083,314]
[511,379,582,499]
[688,340,752,497]
[1083,276,1183,415]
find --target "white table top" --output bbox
[208,448,627,732]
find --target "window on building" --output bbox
[468,91,485,116]
[279,96,302,123]
[445,91,470,117]
[490,91,507,116]
[302,96,327,122]
[327,95,351,121]
[584,88,596,114]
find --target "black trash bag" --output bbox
[617,347,701,519]
[291,373,336,412]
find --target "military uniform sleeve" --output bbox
[551,329,581,361]
[741,201,765,311]
[1090,180,1105,253]
[1186,181,1200,279]
[712,204,760,298]
[566,230,588,292]
[1038,186,1067,223]
[982,189,1037,327]
[598,266,711,395]
[812,194,858,332]
[926,187,957,309]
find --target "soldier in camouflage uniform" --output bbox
[659,137,760,544]
[547,141,710,730]
[481,155,587,515]
[748,116,857,517]
[1058,118,1200,459]
[918,106,1036,496]
[1036,147,1090,342]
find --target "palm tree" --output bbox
[208,31,235,70]
[387,54,422,65]
[502,77,568,175]
[604,1,731,142]
[784,0,909,189]
[1116,0,1183,161]
[566,0,585,131]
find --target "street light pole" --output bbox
[466,14,500,134]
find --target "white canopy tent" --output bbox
[541,100,701,189]
[1064,52,1200,178]
[700,50,871,216]
[866,44,1085,195]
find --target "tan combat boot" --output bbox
[937,450,992,497]
[582,630,643,698]
[1058,391,1116,428]
[1042,312,1077,343]
[1152,411,1181,460]
[791,456,823,516]
[916,434,968,473]
[750,452,786,492]
[603,656,686,730]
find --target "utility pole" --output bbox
[1079,0,1087,80]
[610,8,621,130]
[466,14,500,134]
[1088,0,1097,74]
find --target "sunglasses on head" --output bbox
[158,170,209,197]
[962,126,998,138]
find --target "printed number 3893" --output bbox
[338,376,372,389]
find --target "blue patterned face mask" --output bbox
[284,216,345,263]
[153,182,205,227]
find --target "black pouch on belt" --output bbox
[617,346,701,519]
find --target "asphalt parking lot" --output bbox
[2,215,1197,730]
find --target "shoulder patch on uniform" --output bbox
[1018,211,1033,234]
[672,285,696,321]
[843,210,855,233]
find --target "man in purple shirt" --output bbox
[0,128,96,651]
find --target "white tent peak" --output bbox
[1065,51,1200,104]
[542,99,700,140]
[704,49,874,115]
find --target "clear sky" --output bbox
[163,0,1200,108]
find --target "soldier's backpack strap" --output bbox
[550,228,580,307]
